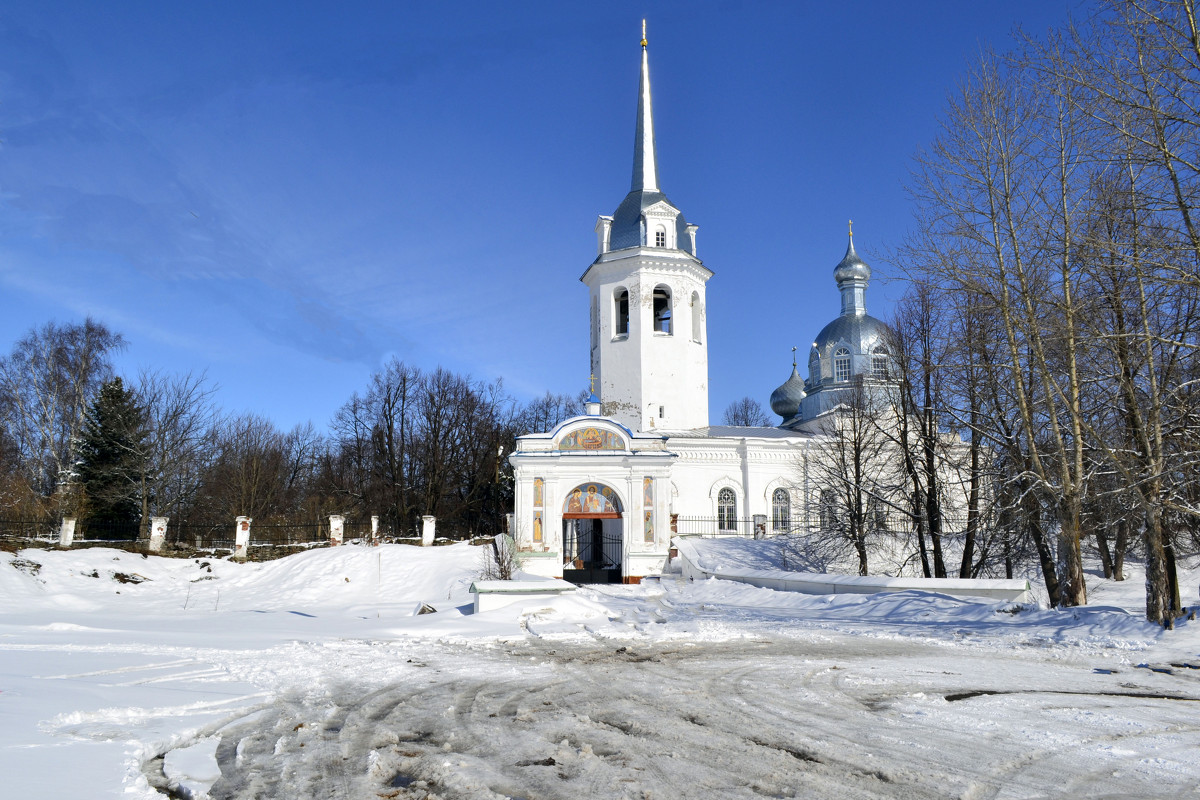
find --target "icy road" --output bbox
[2,543,1199,799]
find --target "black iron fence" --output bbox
[0,519,58,543]
[673,516,769,538]
[1,518,145,542]
[76,519,142,541]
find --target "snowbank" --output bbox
[673,536,1033,601]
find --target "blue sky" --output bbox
[0,1,1081,431]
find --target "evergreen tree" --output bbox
[77,377,148,525]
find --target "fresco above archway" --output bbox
[563,483,622,515]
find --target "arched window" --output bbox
[655,227,667,247]
[653,285,672,334]
[717,488,737,531]
[809,348,821,382]
[614,288,629,337]
[690,291,702,342]
[833,346,851,382]
[772,488,790,532]
[872,346,890,379]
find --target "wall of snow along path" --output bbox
[672,537,1033,602]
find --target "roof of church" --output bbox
[657,425,811,440]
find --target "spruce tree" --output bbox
[77,377,148,526]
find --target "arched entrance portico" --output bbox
[562,482,623,583]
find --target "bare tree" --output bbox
[326,359,521,539]
[1051,0,1200,624]
[518,390,586,434]
[136,369,220,524]
[722,397,772,427]
[0,319,125,505]
[193,414,292,523]
[907,48,1091,606]
[805,383,903,576]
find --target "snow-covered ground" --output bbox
[1,541,1198,799]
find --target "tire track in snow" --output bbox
[192,634,1200,799]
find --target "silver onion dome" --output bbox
[811,313,891,359]
[770,365,806,420]
[833,234,871,284]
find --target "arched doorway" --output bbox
[562,483,623,583]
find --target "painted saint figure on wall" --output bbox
[563,483,619,514]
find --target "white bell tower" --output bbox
[582,23,712,433]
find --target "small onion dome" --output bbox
[833,234,871,284]
[770,365,806,420]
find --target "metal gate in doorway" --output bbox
[562,516,622,584]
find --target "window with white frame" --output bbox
[772,488,790,532]
[833,346,851,382]
[717,488,737,531]
[872,345,890,379]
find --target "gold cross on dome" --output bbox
[590,373,596,393]
[641,19,647,48]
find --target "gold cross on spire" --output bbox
[791,345,797,367]
[848,219,854,238]
[641,19,647,48]
[590,373,596,393]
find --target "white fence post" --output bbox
[149,517,169,552]
[59,517,76,548]
[370,515,379,545]
[421,515,436,547]
[234,516,251,560]
[329,514,345,546]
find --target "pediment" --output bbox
[642,201,679,219]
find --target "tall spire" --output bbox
[632,19,659,193]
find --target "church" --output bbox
[508,29,897,583]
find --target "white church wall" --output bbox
[584,249,710,433]
[664,434,809,524]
